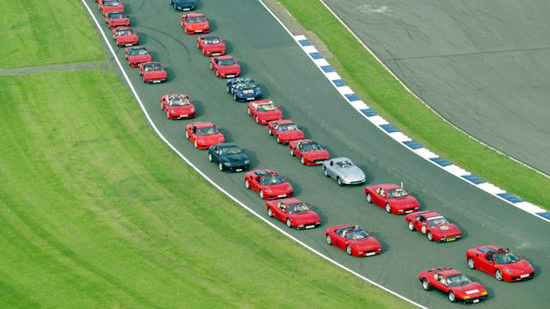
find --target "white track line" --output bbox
[81,0,427,307]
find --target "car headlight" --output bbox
[170,110,175,113]
[244,159,250,164]
[505,268,512,274]
[223,161,231,166]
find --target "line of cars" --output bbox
[93,0,536,304]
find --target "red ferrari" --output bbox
[268,119,304,144]
[197,35,226,56]
[244,169,294,200]
[105,11,130,29]
[466,245,535,281]
[247,100,283,125]
[364,183,420,214]
[325,224,382,257]
[124,46,152,67]
[138,62,167,83]
[418,267,488,304]
[99,0,124,15]
[289,139,330,165]
[185,122,225,149]
[181,13,210,34]
[265,198,321,229]
[112,26,138,46]
[160,94,196,120]
[405,210,462,242]
[210,55,240,78]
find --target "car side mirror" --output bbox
[308,206,314,210]
[284,177,289,181]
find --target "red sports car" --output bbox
[124,46,152,67]
[185,122,225,149]
[265,198,321,229]
[138,62,167,83]
[112,26,138,46]
[466,245,535,281]
[418,267,488,304]
[197,35,226,56]
[405,210,462,242]
[99,0,124,15]
[160,94,196,120]
[289,139,330,165]
[268,119,304,144]
[364,183,420,214]
[247,100,283,125]
[325,224,382,257]
[181,13,210,34]
[210,55,240,78]
[105,11,130,29]
[244,169,294,200]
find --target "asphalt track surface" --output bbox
[85,0,549,307]
[323,0,550,175]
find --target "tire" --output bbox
[218,162,224,171]
[185,131,190,139]
[421,279,432,291]
[166,111,170,119]
[233,93,238,101]
[255,116,259,124]
[346,245,352,256]
[247,108,251,115]
[267,207,273,217]
[216,70,220,77]
[208,153,213,162]
[448,291,456,303]
[300,157,305,165]
[245,179,250,189]
[385,203,391,213]
[276,137,281,143]
[259,190,264,199]
[495,270,503,281]
[326,234,332,245]
[337,177,343,186]
[286,218,292,228]
[194,140,198,149]
[408,221,415,231]
[366,193,372,203]
[289,148,294,156]
[323,167,329,177]
[427,231,433,241]
[421,225,427,234]
[268,129,273,136]
[209,63,213,70]
[467,257,475,270]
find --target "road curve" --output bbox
[83,0,549,308]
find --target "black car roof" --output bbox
[217,143,237,148]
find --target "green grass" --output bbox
[0,71,412,308]
[277,0,550,209]
[0,0,103,68]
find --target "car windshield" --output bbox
[387,188,408,198]
[169,96,190,106]
[494,251,521,264]
[236,80,256,90]
[278,123,298,131]
[109,12,126,19]
[144,64,163,71]
[105,0,121,6]
[257,104,276,112]
[195,126,218,136]
[218,58,236,66]
[336,160,353,168]
[428,216,449,227]
[117,29,133,36]
[287,202,310,213]
[187,16,206,23]
[301,143,323,152]
[346,229,369,240]
[446,274,472,287]
[203,36,221,44]
[220,146,242,155]
[260,176,284,185]
[129,48,147,55]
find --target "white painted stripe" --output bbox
[350,100,368,110]
[414,148,438,159]
[302,45,318,53]
[324,72,341,80]
[443,165,470,177]
[514,202,546,214]
[477,183,505,195]
[294,34,307,41]
[368,115,389,126]
[335,86,354,95]
[313,58,330,67]
[388,132,411,143]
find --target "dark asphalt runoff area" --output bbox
[85,0,549,307]
[324,0,550,175]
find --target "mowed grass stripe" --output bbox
[277,0,550,209]
[0,0,103,68]
[0,71,411,308]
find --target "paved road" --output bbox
[85,0,549,307]
[324,0,550,175]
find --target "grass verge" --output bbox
[0,70,412,308]
[0,0,103,68]
[277,0,549,209]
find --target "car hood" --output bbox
[118,34,138,41]
[220,153,249,164]
[303,150,330,160]
[279,130,304,139]
[265,182,293,194]
[196,133,224,143]
[218,64,240,72]
[499,260,533,274]
[389,196,419,209]
[350,237,381,251]
[143,70,167,77]
[188,22,209,29]
[258,110,282,118]
[129,54,151,61]
[289,211,320,223]
[169,105,194,113]
[452,282,486,297]
[335,166,365,180]
[432,224,461,236]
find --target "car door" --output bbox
[210,145,219,163]
[431,274,446,292]
[295,143,303,158]
[414,215,425,232]
[476,253,494,274]
[326,160,335,179]
[333,231,345,249]
[372,187,384,206]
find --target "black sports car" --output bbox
[208,143,250,172]
[170,0,196,11]
[226,77,262,102]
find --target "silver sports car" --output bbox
[322,157,366,185]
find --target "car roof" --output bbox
[273,119,294,124]
[331,157,351,163]
[186,13,205,17]
[428,267,461,276]
[416,211,442,219]
[143,61,161,65]
[251,99,272,105]
[477,245,500,253]
[378,183,401,190]
[275,197,302,205]
[216,143,237,148]
[127,45,146,50]
[191,121,215,128]
[216,55,234,60]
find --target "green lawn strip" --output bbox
[277,0,549,209]
[0,0,103,68]
[0,71,412,308]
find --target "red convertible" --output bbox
[466,245,535,281]
[185,122,225,149]
[197,35,226,56]
[419,268,488,304]
[112,26,138,46]
[364,183,420,214]
[289,139,330,165]
[105,11,130,29]
[210,55,240,78]
[244,169,294,200]
[265,198,321,229]
[138,62,167,83]
[247,100,283,125]
[325,224,382,257]
[181,13,210,34]
[160,94,196,120]
[405,210,462,242]
[99,0,124,15]
[124,46,151,67]
[268,119,304,144]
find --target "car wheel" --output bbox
[385,203,391,213]
[276,136,281,143]
[325,234,332,245]
[421,279,432,291]
[267,207,273,217]
[233,93,238,101]
[346,245,352,256]
[209,63,213,70]
[259,190,264,199]
[337,177,343,186]
[495,270,503,281]
[421,225,427,234]
[226,85,231,93]
[216,70,220,77]
[300,157,305,165]
[208,153,213,162]
[245,179,250,189]
[408,221,415,231]
[467,257,475,270]
[286,218,292,228]
[194,140,198,149]
[268,129,273,136]
[218,162,224,171]
[427,231,433,241]
[247,108,251,115]
[366,193,372,203]
[289,148,294,156]
[185,131,189,139]
[166,111,170,119]
[448,291,456,303]
[255,116,259,124]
